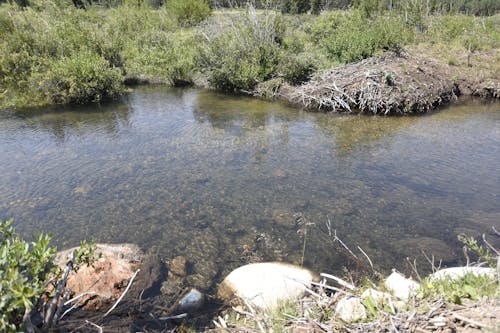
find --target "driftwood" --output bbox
[278,53,460,115]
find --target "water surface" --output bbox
[1,87,499,290]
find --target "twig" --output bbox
[452,313,491,329]
[320,273,355,290]
[23,307,39,333]
[64,291,96,306]
[482,234,500,256]
[357,246,374,271]
[85,320,103,333]
[158,313,188,320]
[54,288,71,324]
[492,226,500,236]
[103,268,140,317]
[43,251,75,331]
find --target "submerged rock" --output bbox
[218,262,318,311]
[430,267,496,281]
[335,297,367,323]
[385,271,419,301]
[174,288,204,314]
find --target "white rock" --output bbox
[176,288,204,313]
[217,262,317,311]
[430,267,496,281]
[385,271,419,300]
[335,297,367,323]
[361,288,391,304]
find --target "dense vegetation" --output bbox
[0,0,498,109]
[0,219,95,332]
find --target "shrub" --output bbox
[0,219,97,332]
[311,0,322,14]
[166,0,211,26]
[0,219,57,333]
[34,50,124,104]
[312,10,412,63]
[278,52,317,85]
[199,7,283,91]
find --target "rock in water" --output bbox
[175,288,204,314]
[218,262,318,311]
[335,297,367,323]
[430,267,496,281]
[385,271,420,301]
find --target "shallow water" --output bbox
[1,86,499,290]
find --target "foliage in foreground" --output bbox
[0,219,95,333]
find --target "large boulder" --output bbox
[218,262,318,311]
[430,267,496,281]
[56,243,144,311]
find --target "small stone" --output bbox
[361,288,391,304]
[385,271,419,300]
[175,288,204,314]
[429,316,447,327]
[335,297,367,323]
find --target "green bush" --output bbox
[166,0,211,26]
[311,10,412,63]
[34,51,124,104]
[123,31,197,85]
[199,9,283,91]
[0,219,57,333]
[278,52,317,85]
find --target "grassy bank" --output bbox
[0,0,499,110]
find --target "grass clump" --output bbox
[418,273,498,305]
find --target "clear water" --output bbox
[1,86,499,290]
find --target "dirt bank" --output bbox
[259,49,499,115]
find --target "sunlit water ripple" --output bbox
[1,86,499,291]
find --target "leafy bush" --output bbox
[278,52,317,85]
[0,219,57,332]
[199,8,283,91]
[0,219,97,332]
[34,51,124,104]
[166,0,211,27]
[311,10,412,63]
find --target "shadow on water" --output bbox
[1,87,499,296]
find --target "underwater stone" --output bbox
[175,288,204,314]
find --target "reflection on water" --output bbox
[1,86,499,291]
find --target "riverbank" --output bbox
[1,2,499,113]
[51,241,500,332]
